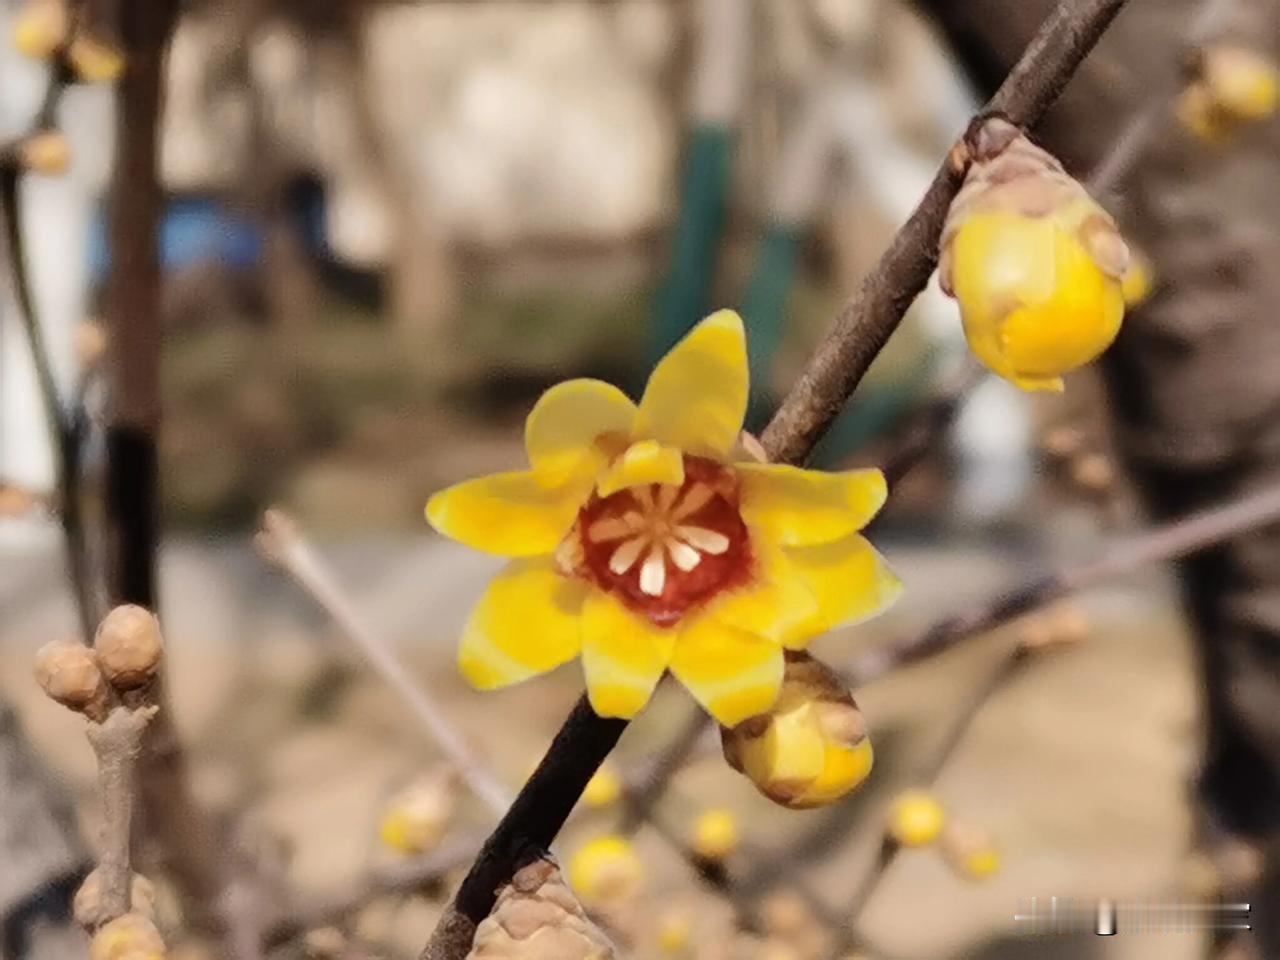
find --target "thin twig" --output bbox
[0,165,96,642]
[618,706,709,832]
[418,4,1131,957]
[257,509,512,816]
[830,644,1037,956]
[85,704,157,923]
[848,480,1280,686]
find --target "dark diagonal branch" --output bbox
[759,0,1131,467]
[419,3,1132,957]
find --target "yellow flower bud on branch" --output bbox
[567,836,645,908]
[721,652,873,809]
[887,789,946,848]
[89,913,166,960]
[939,118,1129,392]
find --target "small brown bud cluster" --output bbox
[1016,604,1091,653]
[1038,424,1120,500]
[35,606,164,719]
[468,859,616,960]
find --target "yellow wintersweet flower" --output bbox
[568,835,645,906]
[427,311,900,727]
[1178,45,1279,144]
[887,789,946,848]
[581,764,623,809]
[691,808,740,861]
[940,119,1128,393]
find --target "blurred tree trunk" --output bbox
[916,0,1280,953]
[105,3,242,949]
[0,700,88,960]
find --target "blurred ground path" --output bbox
[0,529,1200,959]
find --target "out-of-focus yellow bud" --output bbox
[1200,46,1279,122]
[1121,250,1155,308]
[18,129,71,176]
[378,768,458,856]
[74,869,157,928]
[943,825,1001,881]
[1179,46,1280,143]
[12,0,67,60]
[581,765,623,810]
[654,909,692,954]
[887,789,946,848]
[90,913,166,960]
[69,33,125,83]
[721,652,872,809]
[468,858,616,960]
[940,119,1128,393]
[691,808,739,862]
[567,836,645,907]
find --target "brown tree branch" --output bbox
[759,0,1133,467]
[419,3,1132,956]
[256,509,513,816]
[848,480,1280,687]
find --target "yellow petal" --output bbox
[634,310,748,458]
[525,378,637,484]
[457,559,586,689]
[426,470,587,557]
[783,533,902,642]
[708,539,818,647]
[737,464,887,546]
[670,618,783,726]
[580,592,677,719]
[596,440,685,498]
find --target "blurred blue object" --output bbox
[87,182,330,283]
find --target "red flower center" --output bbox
[562,457,753,628]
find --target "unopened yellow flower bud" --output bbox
[721,652,872,809]
[943,825,1001,881]
[1179,46,1279,143]
[90,913,166,960]
[581,765,623,809]
[940,119,1128,392]
[1070,452,1115,494]
[654,909,692,954]
[567,836,644,907]
[1121,250,1155,308]
[34,639,108,718]
[691,808,739,862]
[94,605,164,691]
[887,789,946,848]
[12,0,67,60]
[74,869,157,928]
[469,858,616,959]
[17,129,70,176]
[378,768,458,856]
[69,33,125,83]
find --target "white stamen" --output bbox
[667,539,702,572]
[609,537,646,575]
[588,515,642,543]
[678,525,730,555]
[639,546,667,596]
[656,484,680,513]
[673,483,714,520]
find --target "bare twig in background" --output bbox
[257,509,513,816]
[419,3,1132,956]
[877,361,985,486]
[849,480,1280,687]
[832,645,1038,954]
[618,706,710,832]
